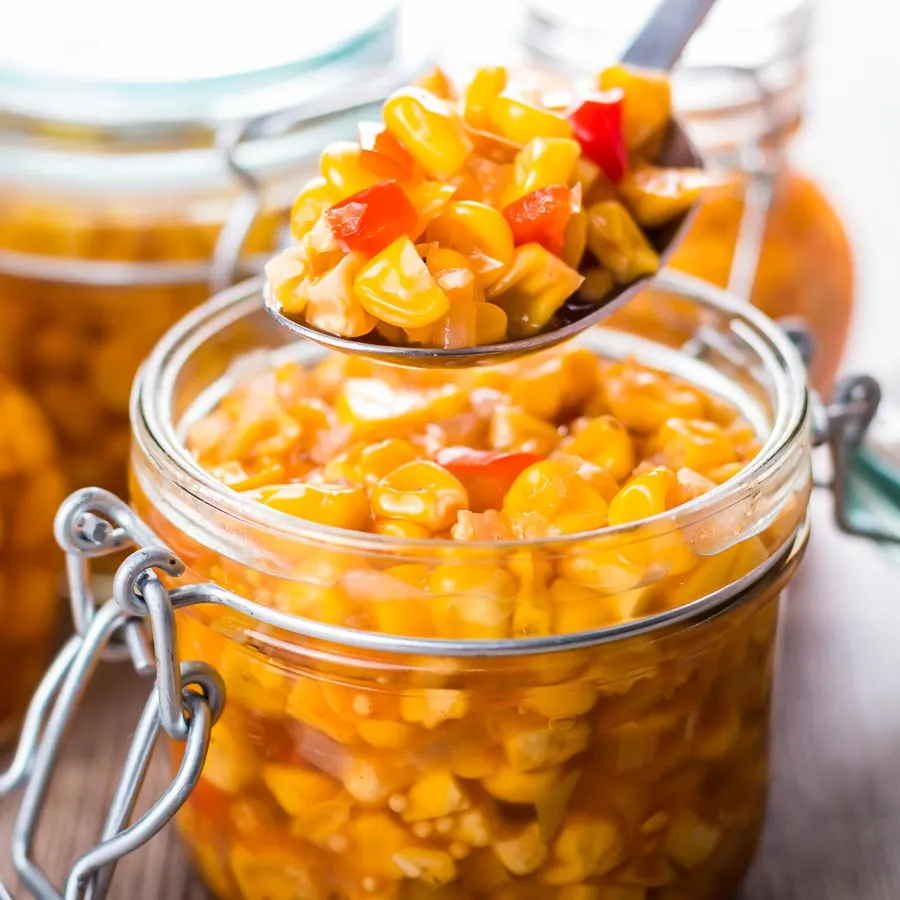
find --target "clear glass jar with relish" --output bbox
[523,0,854,393]
[0,0,420,499]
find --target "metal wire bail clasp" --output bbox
[0,489,225,900]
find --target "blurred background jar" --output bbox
[0,0,424,499]
[0,377,66,743]
[523,0,853,393]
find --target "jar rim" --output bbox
[132,270,809,556]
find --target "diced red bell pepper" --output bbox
[567,90,628,183]
[436,446,543,512]
[358,122,416,181]
[502,185,575,257]
[324,181,418,256]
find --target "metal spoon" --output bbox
[266,0,718,368]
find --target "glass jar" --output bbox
[0,0,423,499]
[0,377,66,743]
[123,274,811,900]
[523,0,854,394]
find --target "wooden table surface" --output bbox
[2,0,899,897]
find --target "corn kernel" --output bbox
[608,466,677,525]
[408,181,459,240]
[320,140,381,197]
[505,137,582,204]
[597,64,672,152]
[285,677,358,744]
[415,66,457,101]
[383,87,473,180]
[562,207,589,269]
[291,797,354,844]
[429,563,515,639]
[562,416,636,480]
[357,719,417,749]
[354,236,450,329]
[475,302,509,345]
[657,417,738,472]
[486,243,584,337]
[371,460,468,531]
[543,813,624,884]
[663,809,720,869]
[463,66,508,130]
[342,757,410,805]
[424,201,515,289]
[402,771,470,822]
[393,847,457,887]
[493,822,548,876]
[230,841,325,900]
[503,720,591,771]
[202,719,256,793]
[401,689,470,729]
[521,681,599,719]
[482,765,562,804]
[265,246,311,315]
[218,643,291,716]
[291,176,340,240]
[489,93,573,144]
[263,763,343,815]
[251,482,370,530]
[490,405,560,455]
[586,201,660,284]
[620,165,713,227]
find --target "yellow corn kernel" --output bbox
[570,459,620,503]
[545,478,610,537]
[502,720,591,771]
[453,806,496,848]
[447,745,505,780]
[490,405,560,457]
[506,354,566,419]
[408,181,459,239]
[371,460,468,531]
[521,681,599,718]
[383,87,473,179]
[401,689,470,729]
[393,847,457,887]
[429,563,516,639]
[619,165,712,227]
[341,756,410,805]
[290,796,354,844]
[263,764,343,816]
[475,302,509,344]
[501,458,577,534]
[463,66,508,130]
[372,518,432,539]
[336,379,468,441]
[493,822,548,876]
[551,580,648,633]
[663,809,720,869]
[320,140,381,197]
[608,466,677,525]
[571,156,602,195]
[557,545,645,594]
[285,677,358,744]
[415,66,457,101]
[202,719,256,793]
[657,417,738,472]
[543,814,624,884]
[486,243,584,337]
[489,93,573,144]
[586,201,660,284]
[616,855,677,888]
[291,175,340,240]
[357,718,417,749]
[402,771,470,821]
[482,765,562,804]
[265,246,311,315]
[597,64,672,152]
[579,266,615,304]
[562,416,636,481]
[707,461,746,484]
[230,841,325,900]
[694,704,741,760]
[305,251,377,338]
[353,235,449,329]
[325,437,420,489]
[505,137,582,204]
[218,643,291,716]
[562,207,589,270]
[251,482,370,530]
[345,812,414,879]
[424,201,515,289]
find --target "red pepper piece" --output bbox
[567,90,628,183]
[502,185,575,256]
[358,121,416,181]
[436,447,543,512]
[324,181,417,256]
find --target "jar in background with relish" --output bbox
[524,0,854,393]
[0,377,66,743]
[0,0,421,498]
[128,275,812,900]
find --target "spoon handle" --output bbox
[622,0,719,71]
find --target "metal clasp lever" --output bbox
[0,490,223,900]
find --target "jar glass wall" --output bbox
[524,0,854,393]
[127,277,811,899]
[0,377,66,742]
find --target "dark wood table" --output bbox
[3,0,900,896]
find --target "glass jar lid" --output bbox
[0,1,431,192]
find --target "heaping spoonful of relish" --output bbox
[265,0,720,367]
